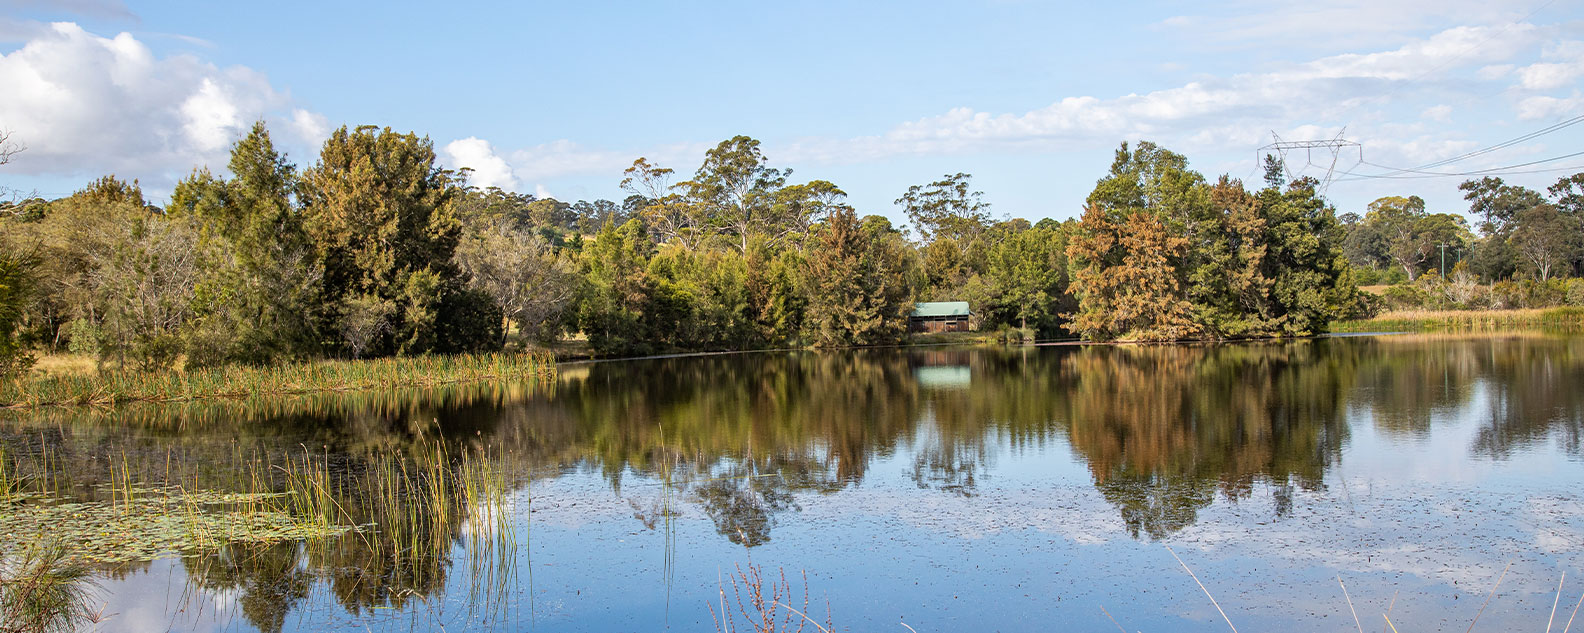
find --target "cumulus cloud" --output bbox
[0,22,321,182]
[1514,39,1584,91]
[442,136,518,190]
[287,108,330,148]
[770,22,1549,168]
[1516,92,1584,120]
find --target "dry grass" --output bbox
[26,355,98,378]
[1331,307,1584,333]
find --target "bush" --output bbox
[65,318,100,357]
[1567,278,1584,307]
[1341,292,1384,320]
[1382,284,1428,310]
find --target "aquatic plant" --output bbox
[0,351,555,409]
[710,563,832,633]
[0,542,108,633]
[1331,307,1584,333]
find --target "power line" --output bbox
[1333,150,1584,182]
[1361,113,1584,178]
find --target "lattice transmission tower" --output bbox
[1256,129,1363,193]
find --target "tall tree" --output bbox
[895,172,991,242]
[578,219,654,356]
[1365,195,1467,281]
[0,244,37,375]
[621,157,701,248]
[683,137,790,252]
[1510,204,1576,281]
[803,209,917,347]
[301,125,493,356]
[1066,206,1199,341]
[985,224,1069,332]
[1459,177,1546,236]
[170,122,321,364]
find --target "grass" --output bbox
[0,542,108,633]
[0,437,521,572]
[0,351,556,409]
[1330,307,1584,333]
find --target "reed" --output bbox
[0,542,108,633]
[0,351,556,409]
[1331,307,1584,333]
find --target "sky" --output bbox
[2,0,1582,227]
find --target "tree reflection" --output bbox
[1059,341,1350,539]
[6,333,1584,627]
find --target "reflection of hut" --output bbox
[914,365,971,390]
[909,301,972,333]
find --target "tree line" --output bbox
[1340,173,1584,310]
[0,125,1409,372]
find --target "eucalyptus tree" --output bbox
[683,136,791,252]
[894,172,991,243]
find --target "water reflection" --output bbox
[3,334,1584,631]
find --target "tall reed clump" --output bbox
[1331,307,1584,333]
[0,351,556,409]
[0,542,108,633]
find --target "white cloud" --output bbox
[772,23,1548,167]
[442,136,518,190]
[0,0,137,21]
[533,184,553,200]
[1156,0,1546,51]
[1514,39,1584,90]
[1515,92,1584,120]
[0,22,321,182]
[287,108,329,148]
[1422,104,1453,122]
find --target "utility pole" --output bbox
[1438,243,1448,278]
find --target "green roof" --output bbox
[911,301,970,318]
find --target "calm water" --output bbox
[4,333,1584,632]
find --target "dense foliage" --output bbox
[6,124,1571,366]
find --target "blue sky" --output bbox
[2,0,1583,228]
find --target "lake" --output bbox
[3,333,1583,632]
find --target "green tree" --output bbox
[301,125,494,356]
[169,122,321,365]
[895,172,991,242]
[1510,203,1577,281]
[0,244,37,375]
[682,137,791,252]
[985,224,1069,332]
[1364,195,1468,281]
[578,219,654,356]
[803,209,918,347]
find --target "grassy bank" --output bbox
[0,351,556,409]
[1331,307,1584,333]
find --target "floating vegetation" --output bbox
[0,486,356,565]
[0,351,556,409]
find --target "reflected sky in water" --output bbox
[4,333,1584,632]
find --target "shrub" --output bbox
[1566,278,1584,307]
[1382,285,1427,310]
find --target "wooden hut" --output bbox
[909,301,971,333]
